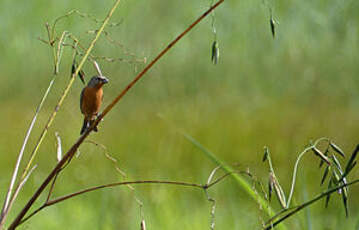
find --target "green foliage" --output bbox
[0,0,358,229]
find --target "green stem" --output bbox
[181,132,287,230]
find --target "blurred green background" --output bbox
[0,0,358,229]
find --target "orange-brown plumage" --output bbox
[80,76,108,134]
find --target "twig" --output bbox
[8,2,224,228]
[7,1,123,228]
[19,176,230,226]
[0,166,37,227]
[180,132,280,219]
[0,26,64,228]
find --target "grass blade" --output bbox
[181,132,287,230]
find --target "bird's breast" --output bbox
[81,87,103,118]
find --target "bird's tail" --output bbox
[80,118,98,135]
[80,118,88,135]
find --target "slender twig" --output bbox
[20,176,230,226]
[93,0,225,129]
[0,25,64,228]
[7,1,122,229]
[180,132,280,217]
[0,166,37,227]
[264,179,359,230]
[8,2,223,229]
[286,138,329,208]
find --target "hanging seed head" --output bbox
[71,62,86,84]
[268,172,274,202]
[344,145,359,176]
[321,165,330,185]
[211,41,219,65]
[312,147,331,165]
[330,142,345,158]
[270,17,276,38]
[141,220,146,230]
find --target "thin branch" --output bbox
[0,26,64,228]
[7,1,123,229]
[8,2,224,229]
[19,176,230,226]
[0,166,37,227]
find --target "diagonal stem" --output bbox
[8,1,224,229]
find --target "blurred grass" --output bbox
[0,0,359,229]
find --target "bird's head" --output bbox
[87,76,109,88]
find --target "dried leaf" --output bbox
[312,147,331,166]
[55,132,62,162]
[268,173,274,202]
[211,41,219,65]
[330,142,345,158]
[141,220,146,230]
[319,148,329,168]
[269,172,286,208]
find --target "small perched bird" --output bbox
[80,76,109,135]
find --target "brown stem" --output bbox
[20,175,230,226]
[8,1,224,229]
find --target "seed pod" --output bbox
[71,62,86,84]
[263,147,269,162]
[211,41,219,65]
[321,165,330,185]
[268,173,274,202]
[269,172,286,208]
[330,142,345,158]
[331,155,342,171]
[270,17,275,38]
[55,132,62,162]
[141,220,146,230]
[319,148,329,168]
[344,145,359,176]
[312,147,331,165]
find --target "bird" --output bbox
[80,75,109,135]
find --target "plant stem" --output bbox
[264,179,359,229]
[181,132,287,230]
[286,138,329,208]
[19,176,229,226]
[8,1,224,228]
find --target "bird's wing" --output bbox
[80,88,85,114]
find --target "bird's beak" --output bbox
[100,76,109,84]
